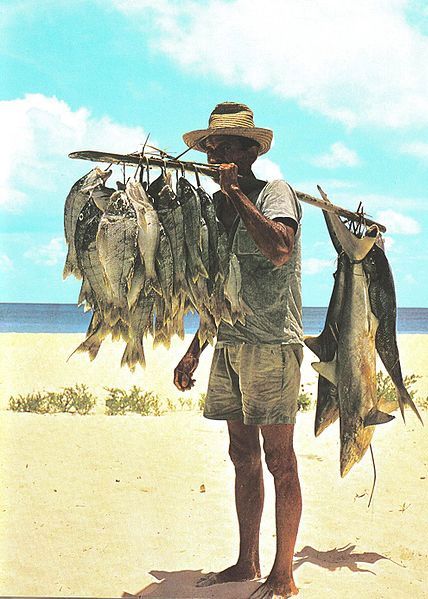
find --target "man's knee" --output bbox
[228,438,261,470]
[264,447,297,479]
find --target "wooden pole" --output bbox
[68,150,387,233]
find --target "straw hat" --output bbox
[182,102,273,155]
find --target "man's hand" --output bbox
[219,163,240,198]
[173,353,199,391]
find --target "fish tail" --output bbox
[121,338,145,370]
[67,333,101,362]
[397,387,424,425]
[192,261,209,282]
[144,276,162,297]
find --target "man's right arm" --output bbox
[173,330,208,391]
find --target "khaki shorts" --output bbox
[204,343,303,426]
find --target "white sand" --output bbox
[0,333,427,597]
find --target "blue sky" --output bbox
[1,0,427,306]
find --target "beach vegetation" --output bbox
[104,386,165,416]
[376,371,422,406]
[297,386,312,412]
[8,385,96,415]
[198,392,206,411]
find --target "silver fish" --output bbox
[177,177,209,282]
[63,168,111,279]
[126,179,161,296]
[96,190,138,321]
[157,184,188,296]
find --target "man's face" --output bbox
[204,135,258,174]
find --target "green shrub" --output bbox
[9,391,49,413]
[104,386,165,416]
[297,386,312,412]
[8,385,96,415]
[198,392,206,411]
[376,371,422,406]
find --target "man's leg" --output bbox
[196,420,264,587]
[250,423,301,599]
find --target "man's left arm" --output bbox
[220,163,298,267]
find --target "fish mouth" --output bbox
[340,425,375,477]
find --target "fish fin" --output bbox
[364,408,395,427]
[63,253,82,280]
[312,359,338,385]
[304,335,324,358]
[397,388,424,426]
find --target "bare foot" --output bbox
[249,576,299,598]
[196,563,261,587]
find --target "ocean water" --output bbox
[0,303,427,334]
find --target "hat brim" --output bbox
[182,127,273,156]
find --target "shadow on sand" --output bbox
[122,570,260,598]
[293,543,403,574]
[122,544,402,597]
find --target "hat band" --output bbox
[209,113,255,129]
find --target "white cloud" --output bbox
[253,157,283,181]
[302,258,333,275]
[311,142,360,169]
[24,237,66,266]
[401,141,428,161]
[383,236,395,251]
[0,253,13,272]
[111,0,428,129]
[375,209,421,234]
[0,94,149,212]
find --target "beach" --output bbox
[0,333,427,598]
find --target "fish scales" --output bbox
[177,177,209,283]
[63,168,111,279]
[126,180,161,297]
[198,187,221,283]
[121,290,156,370]
[155,224,174,323]
[157,184,188,296]
[96,190,138,318]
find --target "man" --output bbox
[174,102,304,599]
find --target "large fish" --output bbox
[177,177,209,282]
[363,245,423,424]
[305,252,347,436]
[318,187,422,426]
[63,168,111,280]
[155,224,174,323]
[312,217,394,477]
[197,186,220,283]
[126,179,161,297]
[121,289,156,370]
[157,184,188,296]
[96,190,138,321]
